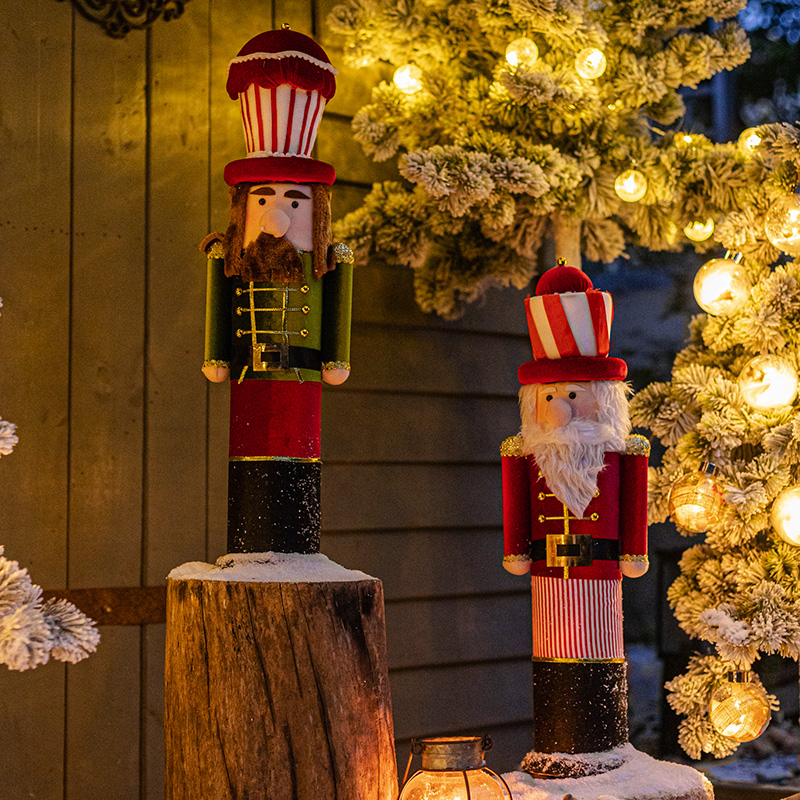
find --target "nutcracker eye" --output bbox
[291,200,299,209]
[258,198,266,206]
[569,391,577,399]
[545,394,553,402]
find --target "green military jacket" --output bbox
[203,242,353,383]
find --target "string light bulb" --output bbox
[505,38,538,67]
[614,168,647,203]
[574,48,606,79]
[765,193,800,256]
[693,251,748,316]
[738,354,799,411]
[771,485,800,546]
[684,218,715,242]
[668,463,725,533]
[738,128,763,156]
[709,672,771,742]
[393,64,423,95]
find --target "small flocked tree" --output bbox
[0,294,99,671]
[327,0,756,317]
[630,123,800,759]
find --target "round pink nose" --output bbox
[259,208,290,238]
[539,397,572,431]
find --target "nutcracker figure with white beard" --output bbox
[501,260,650,778]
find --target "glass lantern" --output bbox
[709,671,771,742]
[614,168,647,202]
[398,736,513,800]
[574,48,606,79]
[668,462,725,533]
[393,64,424,95]
[765,193,800,256]
[693,251,748,316]
[505,38,538,67]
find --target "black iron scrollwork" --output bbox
[57,0,189,38]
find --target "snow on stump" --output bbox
[164,553,398,800]
[503,744,714,800]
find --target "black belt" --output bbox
[233,345,322,372]
[529,537,619,563]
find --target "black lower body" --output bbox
[524,660,628,777]
[227,460,321,554]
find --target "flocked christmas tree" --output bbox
[327,0,758,317]
[631,123,800,760]
[328,0,800,762]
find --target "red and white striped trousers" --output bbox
[531,575,624,661]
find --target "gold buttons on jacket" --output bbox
[301,285,310,294]
[302,305,310,314]
[300,329,309,338]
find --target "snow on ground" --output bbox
[168,551,374,583]
[503,744,712,800]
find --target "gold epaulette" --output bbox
[500,434,524,457]
[625,434,651,457]
[333,241,354,265]
[199,232,224,258]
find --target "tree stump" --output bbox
[165,575,397,800]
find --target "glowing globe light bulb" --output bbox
[693,252,748,316]
[709,673,771,742]
[668,462,725,533]
[574,48,607,79]
[684,218,715,242]
[738,128,763,156]
[765,194,800,256]
[738,355,799,411]
[393,64,423,95]
[614,168,647,202]
[505,38,538,67]
[771,486,800,546]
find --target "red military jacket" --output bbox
[501,434,649,580]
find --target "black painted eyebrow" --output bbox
[284,189,310,199]
[250,186,276,195]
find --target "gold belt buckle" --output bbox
[546,533,593,568]
[253,343,287,372]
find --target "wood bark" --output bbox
[165,577,398,800]
[551,212,583,269]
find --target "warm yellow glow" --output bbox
[738,355,799,410]
[614,168,647,202]
[709,680,771,742]
[684,218,715,242]
[693,255,749,315]
[665,220,678,245]
[738,127,763,156]
[771,486,800,545]
[574,48,607,79]
[765,194,800,255]
[393,64,424,94]
[399,769,509,800]
[505,38,538,67]
[668,470,725,533]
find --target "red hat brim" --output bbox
[224,156,335,186]
[518,356,628,384]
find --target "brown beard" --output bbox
[237,232,304,282]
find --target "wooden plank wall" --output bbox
[0,0,537,796]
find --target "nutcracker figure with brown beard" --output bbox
[501,260,650,778]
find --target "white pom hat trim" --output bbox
[229,50,339,75]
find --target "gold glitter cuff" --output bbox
[333,242,354,265]
[500,434,524,457]
[322,361,350,371]
[203,360,229,369]
[503,553,531,563]
[619,554,649,562]
[625,434,651,457]
[199,232,224,256]
[207,241,224,259]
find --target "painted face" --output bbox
[535,381,598,431]
[243,183,313,250]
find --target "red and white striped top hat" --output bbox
[518,260,627,384]
[224,28,337,187]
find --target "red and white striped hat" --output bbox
[519,260,627,384]
[224,28,337,187]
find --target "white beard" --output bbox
[520,418,624,518]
